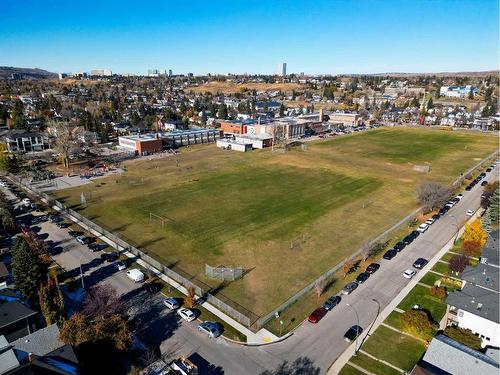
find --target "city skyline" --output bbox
[0,0,498,75]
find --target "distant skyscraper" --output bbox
[168,69,172,77]
[91,69,112,77]
[277,63,287,77]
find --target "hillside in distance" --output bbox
[0,66,58,79]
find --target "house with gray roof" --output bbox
[445,231,500,348]
[411,334,499,375]
[0,301,38,342]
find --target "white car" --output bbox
[177,308,196,322]
[403,269,417,279]
[466,209,475,217]
[417,223,429,233]
[0,181,6,187]
[21,197,31,206]
[163,297,180,310]
[113,261,126,271]
[425,217,436,225]
[455,194,463,200]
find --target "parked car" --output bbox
[431,214,440,221]
[383,249,397,260]
[365,263,380,274]
[481,181,488,186]
[425,217,436,226]
[68,230,82,238]
[21,198,31,206]
[323,296,341,311]
[486,168,492,172]
[198,321,221,338]
[394,241,406,252]
[144,282,161,294]
[49,215,63,223]
[56,221,70,228]
[413,258,428,269]
[113,261,126,271]
[76,235,89,245]
[308,307,328,323]
[403,269,417,279]
[177,308,196,322]
[126,269,145,283]
[344,325,363,343]
[417,223,429,233]
[101,252,119,262]
[455,194,463,200]
[88,243,100,252]
[356,272,370,284]
[341,282,358,295]
[163,297,180,310]
[466,209,475,217]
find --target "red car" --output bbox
[308,307,327,324]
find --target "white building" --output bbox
[446,231,499,348]
[91,69,112,77]
[440,85,478,98]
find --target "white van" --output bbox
[126,269,145,283]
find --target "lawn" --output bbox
[338,364,366,375]
[384,311,404,331]
[52,127,498,319]
[419,272,443,287]
[431,261,451,275]
[397,285,447,322]
[362,325,426,372]
[350,352,403,375]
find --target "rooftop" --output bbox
[446,282,499,323]
[418,334,499,375]
[12,324,65,359]
[0,301,37,329]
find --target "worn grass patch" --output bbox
[397,285,447,322]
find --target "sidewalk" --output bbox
[327,210,480,374]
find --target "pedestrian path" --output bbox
[358,350,405,373]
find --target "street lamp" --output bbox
[449,215,460,243]
[346,303,360,355]
[79,253,85,289]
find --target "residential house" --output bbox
[411,334,499,375]
[445,231,499,348]
[0,301,39,342]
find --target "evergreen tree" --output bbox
[427,97,434,109]
[12,237,43,304]
[489,188,499,226]
[39,277,66,326]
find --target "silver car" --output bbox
[341,282,358,295]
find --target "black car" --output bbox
[394,241,406,252]
[481,181,488,186]
[486,168,492,172]
[480,172,486,178]
[56,221,70,228]
[88,243,100,252]
[323,295,341,311]
[101,252,119,262]
[465,185,472,191]
[413,258,429,269]
[356,272,370,284]
[344,325,363,343]
[143,282,161,294]
[410,230,420,239]
[365,263,380,274]
[383,249,397,260]
[431,214,440,221]
[68,230,82,238]
[49,215,63,223]
[402,234,414,245]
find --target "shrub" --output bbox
[444,326,482,350]
[462,240,482,257]
[449,254,469,274]
[401,310,437,341]
[430,286,447,299]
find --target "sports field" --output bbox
[53,128,498,316]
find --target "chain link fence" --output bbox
[8,174,257,328]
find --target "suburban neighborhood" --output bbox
[0,1,499,374]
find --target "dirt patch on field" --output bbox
[187,81,306,94]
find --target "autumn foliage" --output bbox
[462,219,487,248]
[429,286,447,299]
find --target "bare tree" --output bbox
[417,182,451,213]
[47,121,84,168]
[81,284,124,318]
[314,276,327,299]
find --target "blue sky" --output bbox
[0,0,498,75]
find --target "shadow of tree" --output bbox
[259,357,320,375]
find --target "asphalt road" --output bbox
[2,161,498,374]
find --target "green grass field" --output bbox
[53,127,498,317]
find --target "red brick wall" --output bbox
[220,122,245,135]
[137,139,163,154]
